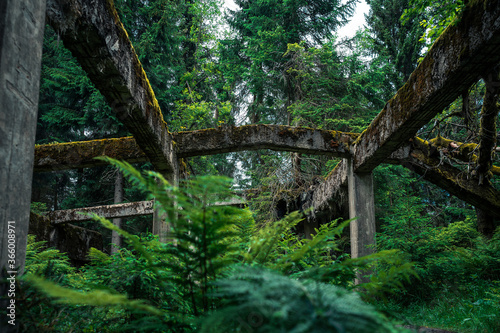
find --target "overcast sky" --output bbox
[338,0,369,38]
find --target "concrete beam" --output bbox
[305,137,500,223]
[33,126,358,171]
[45,0,177,176]
[48,200,155,224]
[34,137,147,172]
[303,159,349,221]
[401,138,500,219]
[173,125,358,158]
[29,213,103,264]
[353,0,500,173]
[47,198,246,224]
[0,2,46,331]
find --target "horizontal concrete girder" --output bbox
[173,125,358,158]
[306,138,500,220]
[352,0,500,173]
[48,200,155,224]
[34,137,147,172]
[401,138,500,218]
[47,198,246,224]
[45,0,176,175]
[33,126,359,172]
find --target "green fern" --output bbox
[25,234,74,277]
[201,266,411,333]
[25,275,163,316]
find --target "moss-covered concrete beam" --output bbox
[173,125,359,157]
[45,0,176,176]
[426,135,500,176]
[353,0,500,173]
[47,198,245,224]
[34,137,147,172]
[302,159,349,221]
[306,136,500,221]
[48,200,155,224]
[401,138,500,218]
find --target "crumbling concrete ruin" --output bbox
[2,0,500,309]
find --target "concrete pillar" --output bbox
[347,158,376,283]
[0,0,46,330]
[152,169,178,242]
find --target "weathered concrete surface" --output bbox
[152,201,170,243]
[353,0,500,173]
[0,1,46,330]
[48,198,247,226]
[305,136,500,224]
[29,212,103,263]
[33,127,358,171]
[303,159,349,221]
[34,137,147,172]
[348,159,376,283]
[173,125,358,158]
[402,138,500,219]
[45,0,177,176]
[48,200,155,224]
[348,161,376,259]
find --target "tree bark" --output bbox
[111,172,124,254]
[477,67,500,184]
[476,207,497,239]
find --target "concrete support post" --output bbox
[0,0,46,330]
[347,158,376,283]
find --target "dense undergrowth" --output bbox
[376,208,500,333]
[18,160,500,332]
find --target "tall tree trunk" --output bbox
[182,0,197,74]
[461,90,474,139]
[476,207,497,239]
[111,171,124,254]
[475,68,500,237]
[477,68,500,185]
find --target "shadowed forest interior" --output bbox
[14,0,500,332]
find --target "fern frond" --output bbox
[87,247,111,264]
[202,266,409,333]
[25,275,163,316]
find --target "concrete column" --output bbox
[0,0,46,330]
[347,158,376,283]
[152,168,178,243]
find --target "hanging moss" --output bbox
[426,135,500,176]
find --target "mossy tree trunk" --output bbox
[111,172,124,254]
[477,67,500,185]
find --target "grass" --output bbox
[379,280,500,332]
